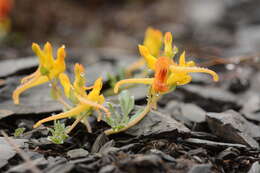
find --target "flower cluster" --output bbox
[0,0,12,38]
[12,28,219,137]
[116,31,218,96]
[13,42,109,133]
[105,30,219,135]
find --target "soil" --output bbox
[1,0,260,173]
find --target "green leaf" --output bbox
[173,46,178,57]
[104,91,138,131]
[50,87,58,99]
[107,72,117,88]
[14,127,25,137]
[119,90,134,117]
[117,67,126,80]
[129,108,144,122]
[40,66,49,75]
[47,121,69,144]
[69,89,78,104]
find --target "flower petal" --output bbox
[169,66,219,81]
[13,75,49,104]
[138,45,157,70]
[114,78,154,93]
[164,32,174,58]
[59,73,71,98]
[33,104,86,128]
[143,27,163,57]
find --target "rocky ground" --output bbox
[1,47,260,173]
[1,0,260,173]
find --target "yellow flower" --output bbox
[106,31,219,136]
[33,63,110,133]
[126,27,163,74]
[114,32,219,95]
[12,42,66,104]
[143,27,163,57]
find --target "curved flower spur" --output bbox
[0,0,13,38]
[126,27,163,76]
[105,31,219,135]
[12,42,66,105]
[12,42,110,134]
[33,63,110,133]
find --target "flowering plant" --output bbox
[13,42,110,134]
[12,28,219,138]
[104,31,218,135]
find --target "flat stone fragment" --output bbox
[67,148,89,158]
[248,161,260,173]
[206,110,260,149]
[7,157,47,173]
[182,85,237,103]
[239,92,260,122]
[125,107,190,137]
[108,85,148,103]
[165,101,206,125]
[0,56,38,78]
[0,137,28,168]
[84,61,116,84]
[0,109,14,119]
[188,164,212,173]
[185,138,247,149]
[0,77,62,118]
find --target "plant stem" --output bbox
[104,102,151,135]
[48,76,72,109]
[104,86,160,135]
[66,113,86,134]
[82,117,92,133]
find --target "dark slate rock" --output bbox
[0,137,28,168]
[43,157,72,173]
[0,77,62,118]
[250,72,260,93]
[0,57,38,78]
[148,149,176,163]
[91,133,109,153]
[118,154,163,172]
[184,138,247,149]
[164,101,206,125]
[98,140,117,155]
[98,165,118,173]
[182,85,237,103]
[67,148,89,159]
[85,61,116,84]
[108,85,147,103]
[125,107,190,137]
[7,157,47,173]
[188,164,212,173]
[240,92,260,122]
[45,163,74,173]
[0,109,13,119]
[248,161,260,173]
[217,147,240,160]
[206,110,260,148]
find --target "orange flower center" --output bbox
[0,0,12,19]
[153,57,171,93]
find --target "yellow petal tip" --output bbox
[165,32,172,43]
[138,45,149,57]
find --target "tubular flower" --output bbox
[0,0,12,37]
[115,32,219,96]
[0,0,12,19]
[126,27,163,74]
[143,27,163,57]
[33,63,110,133]
[105,31,219,135]
[12,42,66,104]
